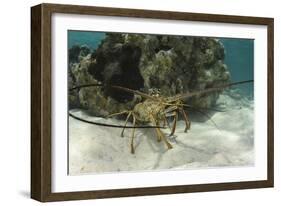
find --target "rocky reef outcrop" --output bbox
[68,33,230,116]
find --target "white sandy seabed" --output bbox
[69,93,254,175]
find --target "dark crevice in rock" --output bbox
[89,41,144,102]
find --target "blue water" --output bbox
[219,38,254,96]
[68,30,105,50]
[219,38,254,82]
[68,31,254,95]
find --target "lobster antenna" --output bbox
[69,83,156,100]
[176,80,254,101]
[69,112,165,129]
[69,83,103,91]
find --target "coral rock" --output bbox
[69,34,230,116]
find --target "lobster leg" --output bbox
[163,115,171,130]
[157,127,173,149]
[180,109,191,132]
[155,128,162,142]
[149,115,161,142]
[120,111,132,137]
[130,114,137,154]
[169,111,178,136]
[150,115,173,149]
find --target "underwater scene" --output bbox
[68,30,254,175]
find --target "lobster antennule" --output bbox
[175,80,254,101]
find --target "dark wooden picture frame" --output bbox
[31,3,274,202]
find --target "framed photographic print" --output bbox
[31,3,274,202]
